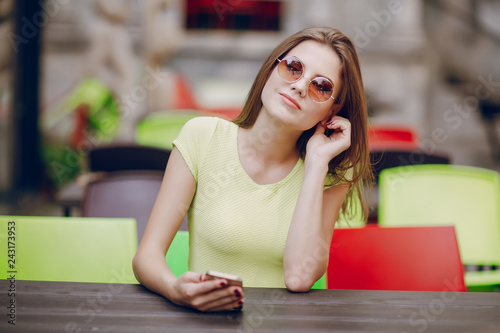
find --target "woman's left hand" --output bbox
[305,116,351,167]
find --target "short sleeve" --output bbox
[172,117,220,182]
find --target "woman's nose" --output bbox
[289,76,309,98]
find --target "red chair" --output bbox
[171,74,241,120]
[327,226,467,292]
[172,75,199,110]
[368,125,418,150]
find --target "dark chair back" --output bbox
[88,144,170,172]
[370,149,451,182]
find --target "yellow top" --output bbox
[173,117,306,287]
[172,117,352,287]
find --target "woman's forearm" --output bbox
[283,161,330,292]
[132,250,178,300]
[132,147,197,302]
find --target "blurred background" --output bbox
[1,0,500,216]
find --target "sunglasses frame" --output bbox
[276,56,336,104]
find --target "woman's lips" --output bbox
[280,93,301,110]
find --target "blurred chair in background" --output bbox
[378,164,500,291]
[166,230,189,278]
[82,170,188,242]
[327,225,467,292]
[368,125,419,150]
[0,216,137,283]
[170,74,242,120]
[171,75,199,110]
[56,144,171,216]
[367,149,451,223]
[135,110,202,150]
[366,124,423,223]
[370,149,451,183]
[88,144,170,172]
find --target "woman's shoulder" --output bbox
[182,116,221,128]
[182,116,234,132]
[177,116,236,148]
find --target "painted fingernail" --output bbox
[238,300,244,306]
[234,290,241,297]
[220,281,227,287]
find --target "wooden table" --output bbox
[1,280,499,332]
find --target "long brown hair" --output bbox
[233,27,373,222]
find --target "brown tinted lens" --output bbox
[309,77,333,102]
[278,57,303,82]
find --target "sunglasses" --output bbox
[276,56,336,103]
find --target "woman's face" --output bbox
[260,40,342,132]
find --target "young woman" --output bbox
[132,27,372,312]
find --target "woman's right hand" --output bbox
[168,271,244,312]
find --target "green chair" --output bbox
[378,165,500,291]
[312,274,326,289]
[166,231,189,277]
[0,216,138,284]
[135,110,202,149]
